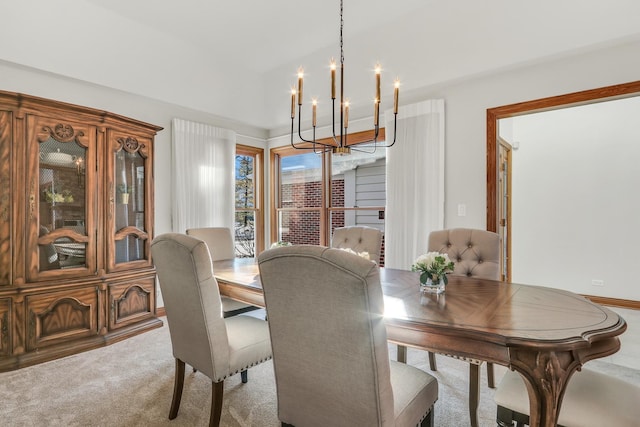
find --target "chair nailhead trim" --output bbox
[217,355,273,381]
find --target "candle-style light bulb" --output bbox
[312,98,317,127]
[297,67,304,106]
[291,88,296,119]
[344,101,350,129]
[330,58,336,100]
[374,98,379,126]
[375,64,381,103]
[393,79,400,114]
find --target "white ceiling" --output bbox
[4,0,640,131]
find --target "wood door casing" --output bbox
[486,80,640,233]
[498,137,512,283]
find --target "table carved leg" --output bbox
[508,349,582,427]
[508,336,621,427]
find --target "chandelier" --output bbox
[290,0,399,155]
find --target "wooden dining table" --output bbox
[212,258,627,427]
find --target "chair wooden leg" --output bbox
[428,351,437,371]
[487,362,495,388]
[241,369,248,383]
[397,345,407,363]
[420,410,435,427]
[469,363,480,427]
[169,358,186,420]
[209,380,224,427]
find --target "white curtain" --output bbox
[171,118,235,234]
[385,100,445,269]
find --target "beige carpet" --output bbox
[1,317,637,427]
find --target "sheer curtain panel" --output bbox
[385,100,445,269]
[171,118,236,233]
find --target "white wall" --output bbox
[4,36,640,300]
[504,97,640,300]
[1,60,268,237]
[406,39,640,300]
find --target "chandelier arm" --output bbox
[361,113,398,149]
[312,128,326,154]
[379,113,398,148]
[351,145,378,154]
[296,110,314,143]
[291,120,329,149]
[295,107,330,146]
[291,109,335,152]
[344,111,398,151]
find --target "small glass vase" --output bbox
[420,276,446,294]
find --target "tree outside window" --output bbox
[235,145,263,257]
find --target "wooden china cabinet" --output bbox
[0,90,163,371]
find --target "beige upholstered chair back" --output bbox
[185,227,235,261]
[428,228,500,280]
[258,245,394,427]
[151,233,230,381]
[331,226,383,264]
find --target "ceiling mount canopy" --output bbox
[289,0,399,155]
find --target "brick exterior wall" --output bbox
[279,177,385,266]
[280,179,345,245]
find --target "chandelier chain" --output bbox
[340,0,344,65]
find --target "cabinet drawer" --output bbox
[26,286,99,351]
[108,278,155,330]
[0,298,10,356]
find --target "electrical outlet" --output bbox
[591,279,604,287]
[457,204,466,217]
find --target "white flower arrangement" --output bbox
[411,251,455,285]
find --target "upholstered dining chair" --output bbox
[258,245,438,427]
[186,227,261,318]
[397,227,500,427]
[331,225,384,264]
[151,233,272,427]
[494,367,640,427]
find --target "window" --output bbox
[235,145,264,257]
[270,130,386,264]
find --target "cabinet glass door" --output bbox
[27,116,96,279]
[114,148,145,263]
[108,132,152,269]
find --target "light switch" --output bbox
[457,204,466,217]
